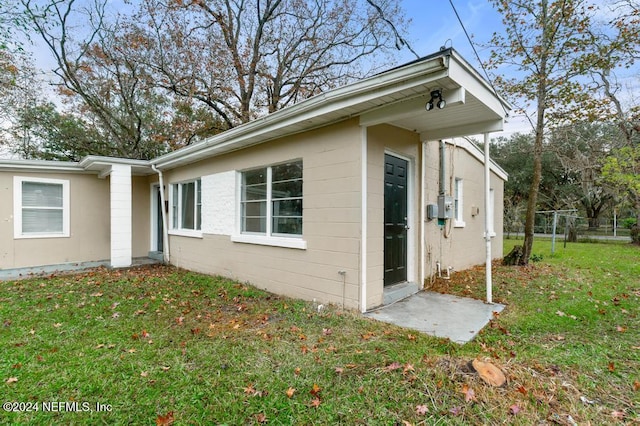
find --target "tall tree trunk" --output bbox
[521,129,543,265]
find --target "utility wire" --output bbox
[366,0,420,59]
[448,0,510,117]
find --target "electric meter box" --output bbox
[437,195,454,219]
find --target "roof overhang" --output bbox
[152,48,511,171]
[0,156,153,177]
[78,156,154,177]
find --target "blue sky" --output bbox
[397,1,528,135]
[399,0,503,65]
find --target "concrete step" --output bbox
[383,281,419,305]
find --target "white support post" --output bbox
[110,164,132,268]
[484,133,493,304]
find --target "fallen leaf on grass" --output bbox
[384,362,402,372]
[53,323,62,328]
[634,380,640,391]
[335,367,344,374]
[141,371,149,377]
[309,397,321,408]
[286,387,295,398]
[310,383,321,396]
[616,325,627,332]
[509,404,521,415]
[322,328,332,335]
[255,413,267,424]
[156,411,174,425]
[6,377,18,384]
[611,410,626,419]
[608,362,615,372]
[461,384,476,402]
[449,406,462,416]
[415,404,428,415]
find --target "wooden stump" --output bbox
[503,245,523,266]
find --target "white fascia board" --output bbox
[79,156,153,176]
[448,53,511,119]
[445,138,509,181]
[0,159,85,173]
[152,57,449,171]
[421,119,505,141]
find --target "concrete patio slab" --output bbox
[364,291,505,344]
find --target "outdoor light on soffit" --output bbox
[425,89,446,111]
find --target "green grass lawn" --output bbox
[1,240,638,425]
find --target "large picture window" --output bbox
[170,178,201,233]
[241,160,302,237]
[14,177,70,238]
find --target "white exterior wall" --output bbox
[110,164,132,268]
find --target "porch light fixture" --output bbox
[425,89,446,111]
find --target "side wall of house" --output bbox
[365,124,422,308]
[163,119,363,309]
[0,171,151,270]
[422,139,504,285]
[0,171,111,269]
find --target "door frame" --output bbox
[150,183,163,253]
[383,149,416,286]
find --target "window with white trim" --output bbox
[14,176,70,238]
[170,178,201,232]
[241,160,302,237]
[454,177,465,227]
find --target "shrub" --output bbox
[631,225,640,245]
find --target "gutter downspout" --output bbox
[439,140,446,196]
[420,142,426,289]
[152,164,170,264]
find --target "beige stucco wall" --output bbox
[0,171,152,270]
[422,139,504,288]
[162,122,506,311]
[132,175,152,258]
[163,118,364,309]
[365,124,422,308]
[0,171,111,269]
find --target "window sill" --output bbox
[231,234,307,250]
[169,229,203,239]
[14,233,70,240]
[454,220,466,228]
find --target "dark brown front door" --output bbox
[384,154,408,286]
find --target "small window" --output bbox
[241,160,302,237]
[14,177,70,238]
[454,177,465,227]
[170,178,201,232]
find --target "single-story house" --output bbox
[0,48,509,312]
